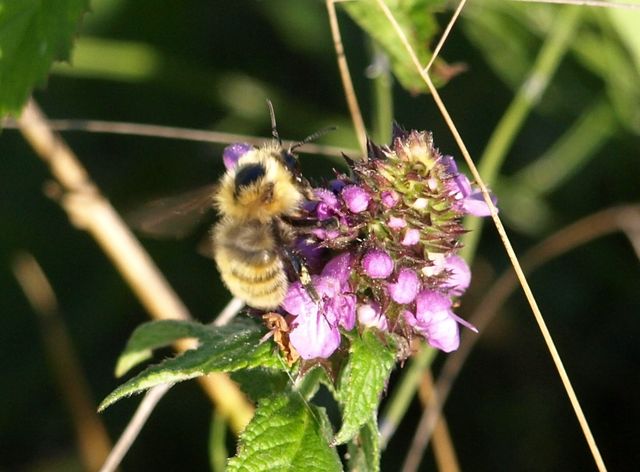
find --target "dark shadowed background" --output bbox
[1,1,639,471]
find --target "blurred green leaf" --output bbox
[227,392,342,472]
[209,410,229,472]
[0,0,89,115]
[347,418,380,472]
[607,1,640,74]
[99,318,279,411]
[342,0,453,94]
[334,330,395,445]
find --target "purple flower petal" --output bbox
[281,281,317,318]
[416,290,451,317]
[388,269,420,304]
[412,290,461,352]
[282,276,346,360]
[321,252,354,288]
[442,255,471,296]
[422,311,460,352]
[342,185,371,213]
[460,191,496,217]
[289,310,341,359]
[223,143,253,170]
[441,155,458,175]
[362,249,394,279]
[331,293,356,330]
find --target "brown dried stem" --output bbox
[16,98,254,434]
[12,252,115,472]
[326,0,368,155]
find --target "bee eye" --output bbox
[234,163,266,189]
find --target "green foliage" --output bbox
[347,418,381,472]
[334,330,396,445]
[115,319,212,377]
[99,318,279,411]
[231,368,290,403]
[0,0,89,115]
[342,0,451,94]
[227,392,342,472]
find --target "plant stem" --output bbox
[379,345,437,449]
[369,39,394,144]
[461,6,583,261]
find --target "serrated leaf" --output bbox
[0,0,89,115]
[231,368,290,403]
[99,318,279,411]
[115,319,212,377]
[347,417,380,472]
[334,330,395,445]
[341,0,451,94]
[227,392,342,472]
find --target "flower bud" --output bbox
[362,249,393,279]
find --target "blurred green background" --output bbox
[1,0,639,471]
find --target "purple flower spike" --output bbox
[408,290,460,352]
[381,190,400,208]
[362,249,394,279]
[401,228,420,246]
[342,185,371,213]
[223,143,253,170]
[388,268,420,304]
[357,302,388,331]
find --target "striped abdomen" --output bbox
[212,218,288,310]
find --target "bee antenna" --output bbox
[266,99,282,146]
[289,126,337,153]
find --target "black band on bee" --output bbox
[234,163,266,190]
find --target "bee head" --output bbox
[216,147,302,223]
[234,162,267,191]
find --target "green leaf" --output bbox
[227,392,342,472]
[341,0,451,94]
[347,417,381,472]
[115,319,212,377]
[99,318,279,411]
[333,330,395,445]
[231,368,290,403]
[0,0,89,115]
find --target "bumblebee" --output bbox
[130,102,324,310]
[212,139,309,309]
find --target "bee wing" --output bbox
[127,184,217,239]
[195,231,215,259]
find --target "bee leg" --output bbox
[281,246,321,303]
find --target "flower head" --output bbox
[254,127,494,361]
